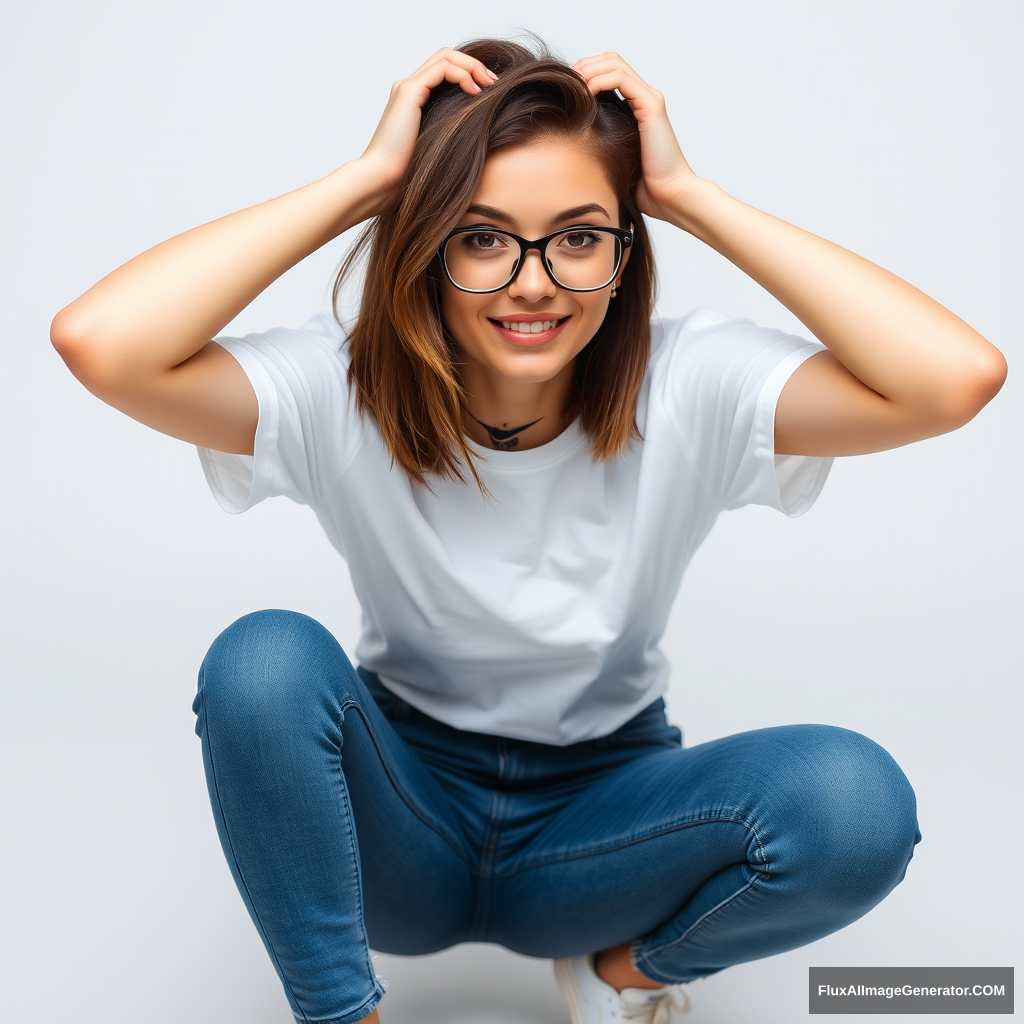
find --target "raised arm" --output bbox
[51,49,498,455]
[574,54,1007,456]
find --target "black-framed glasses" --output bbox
[440,224,633,294]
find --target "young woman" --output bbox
[52,38,1004,1024]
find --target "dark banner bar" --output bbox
[809,967,1013,1014]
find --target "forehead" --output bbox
[467,136,616,229]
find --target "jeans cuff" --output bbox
[632,944,694,986]
[292,981,385,1024]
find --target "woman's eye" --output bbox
[560,231,601,251]
[466,232,507,250]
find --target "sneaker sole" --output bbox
[553,957,588,1024]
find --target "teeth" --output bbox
[500,320,557,332]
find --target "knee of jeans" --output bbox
[195,609,351,728]
[766,725,921,907]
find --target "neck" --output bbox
[459,355,575,451]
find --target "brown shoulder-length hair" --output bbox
[333,37,656,487]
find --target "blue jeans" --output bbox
[194,610,920,1024]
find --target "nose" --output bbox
[507,248,557,302]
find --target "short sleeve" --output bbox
[197,313,359,513]
[656,309,833,517]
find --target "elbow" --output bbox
[930,343,1008,431]
[50,307,120,392]
[977,345,1009,405]
[51,307,92,378]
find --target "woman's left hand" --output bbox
[576,54,1006,458]
[573,53,697,221]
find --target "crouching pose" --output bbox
[53,37,1004,1024]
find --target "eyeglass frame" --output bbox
[439,224,634,295]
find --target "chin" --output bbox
[487,351,569,384]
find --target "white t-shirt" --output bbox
[199,308,831,745]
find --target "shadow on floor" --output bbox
[372,945,571,1024]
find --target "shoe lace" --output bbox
[622,985,692,1023]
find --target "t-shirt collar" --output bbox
[465,418,585,471]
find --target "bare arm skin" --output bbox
[574,54,1007,456]
[50,49,498,455]
[56,48,1006,461]
[51,161,385,454]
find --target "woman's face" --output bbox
[440,136,626,386]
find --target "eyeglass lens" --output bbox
[444,229,621,292]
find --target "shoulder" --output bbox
[202,314,366,510]
[224,311,350,368]
[214,312,354,406]
[650,308,785,361]
[644,309,823,450]
[649,308,820,381]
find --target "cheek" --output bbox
[558,297,612,363]
[574,295,611,339]
[440,287,485,346]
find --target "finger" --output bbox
[573,52,644,79]
[572,51,621,68]
[583,72,624,101]
[574,55,651,94]
[406,57,490,97]
[411,47,457,75]
[579,68,660,106]
[411,47,497,86]
[575,59,645,88]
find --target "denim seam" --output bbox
[471,788,503,936]
[330,733,388,1019]
[488,811,762,879]
[340,698,470,866]
[633,875,764,983]
[197,673,309,1022]
[631,815,770,983]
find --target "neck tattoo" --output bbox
[471,414,543,450]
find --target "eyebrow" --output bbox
[463,201,611,227]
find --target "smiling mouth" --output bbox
[489,316,570,335]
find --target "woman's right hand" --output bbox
[358,49,498,212]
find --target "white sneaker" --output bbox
[554,955,691,1023]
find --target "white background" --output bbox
[1,2,1020,1022]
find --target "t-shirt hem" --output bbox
[376,671,669,746]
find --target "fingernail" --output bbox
[487,69,499,80]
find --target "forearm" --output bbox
[52,158,388,380]
[665,178,1005,420]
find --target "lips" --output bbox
[487,315,571,344]
[500,319,559,333]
